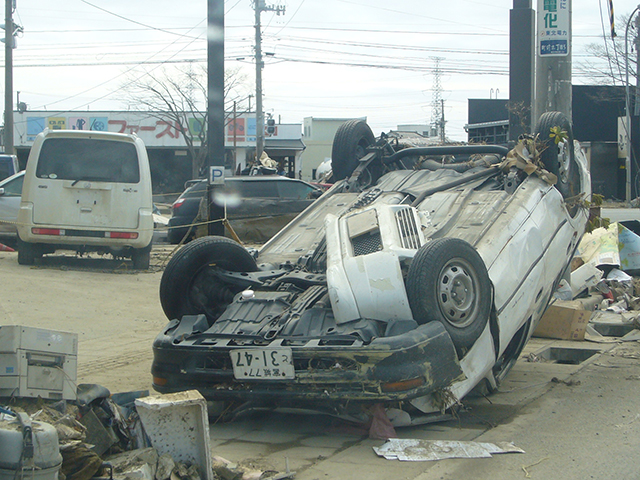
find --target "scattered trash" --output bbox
[373,438,524,461]
[570,263,603,298]
[553,279,573,301]
[367,404,398,440]
[577,223,620,267]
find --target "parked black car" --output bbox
[167,176,322,244]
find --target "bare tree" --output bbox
[577,14,636,87]
[123,64,252,178]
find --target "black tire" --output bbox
[132,244,152,270]
[406,238,491,353]
[535,111,581,199]
[17,239,40,265]
[159,236,258,322]
[331,120,375,180]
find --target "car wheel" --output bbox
[406,238,491,354]
[331,119,375,181]
[159,236,258,322]
[17,239,41,265]
[535,111,581,199]
[132,244,152,270]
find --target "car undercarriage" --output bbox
[152,113,591,424]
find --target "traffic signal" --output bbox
[266,118,275,134]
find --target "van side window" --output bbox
[35,138,140,183]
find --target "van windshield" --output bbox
[35,138,140,184]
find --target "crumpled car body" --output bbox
[151,115,591,424]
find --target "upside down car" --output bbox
[151,111,591,425]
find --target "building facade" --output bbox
[11,110,305,195]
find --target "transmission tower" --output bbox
[430,57,446,142]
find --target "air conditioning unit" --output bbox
[0,326,78,401]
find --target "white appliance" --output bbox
[0,326,77,400]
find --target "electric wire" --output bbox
[80,0,201,40]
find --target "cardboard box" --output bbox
[533,302,591,341]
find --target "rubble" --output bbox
[1,388,295,480]
[538,221,640,345]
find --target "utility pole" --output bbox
[634,13,640,116]
[253,0,284,163]
[508,0,535,141]
[3,0,14,155]
[207,0,225,236]
[534,0,572,124]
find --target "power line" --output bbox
[79,0,200,39]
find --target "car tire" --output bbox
[159,235,258,322]
[17,239,40,265]
[535,111,581,199]
[406,238,491,354]
[132,243,152,270]
[331,119,375,181]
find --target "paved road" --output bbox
[1,247,639,479]
[601,207,640,223]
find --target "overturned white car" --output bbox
[151,112,590,424]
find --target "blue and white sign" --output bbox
[538,0,570,57]
[209,166,225,185]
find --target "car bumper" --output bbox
[151,320,464,406]
[167,217,193,244]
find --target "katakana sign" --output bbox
[538,0,570,57]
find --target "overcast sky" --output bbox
[5,0,638,140]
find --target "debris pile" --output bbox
[539,221,640,342]
[1,389,292,480]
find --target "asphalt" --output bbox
[203,337,640,480]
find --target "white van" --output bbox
[17,129,154,268]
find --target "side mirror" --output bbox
[0,188,5,196]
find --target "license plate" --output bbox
[230,348,295,380]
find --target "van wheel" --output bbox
[17,240,40,266]
[132,244,152,270]
[331,120,375,180]
[159,236,258,322]
[535,111,581,199]
[406,238,491,355]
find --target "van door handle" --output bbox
[80,207,92,212]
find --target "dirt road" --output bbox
[2,246,640,479]
[0,247,172,392]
